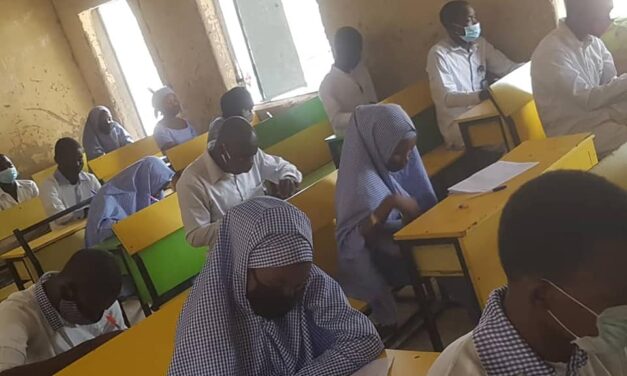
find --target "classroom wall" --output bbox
[317,0,559,98]
[0,0,94,177]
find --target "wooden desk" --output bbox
[394,134,598,345]
[456,100,510,150]
[57,290,437,375]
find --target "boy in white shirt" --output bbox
[0,155,38,211]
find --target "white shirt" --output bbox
[427,38,520,148]
[428,332,627,376]
[0,274,125,372]
[532,21,627,158]
[177,150,302,250]
[0,180,39,211]
[40,170,101,228]
[319,62,378,138]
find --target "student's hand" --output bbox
[390,195,421,222]
[277,179,298,199]
[479,89,491,101]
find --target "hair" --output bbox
[334,26,363,52]
[60,249,122,299]
[221,87,253,118]
[215,117,256,149]
[499,171,627,283]
[54,137,82,159]
[440,0,471,26]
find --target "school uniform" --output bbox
[0,273,126,372]
[0,180,39,210]
[82,106,134,161]
[40,170,101,229]
[532,21,627,159]
[427,37,520,148]
[153,120,198,151]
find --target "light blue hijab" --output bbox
[85,156,174,247]
[82,106,134,160]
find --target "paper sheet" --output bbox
[448,161,539,194]
[351,356,395,376]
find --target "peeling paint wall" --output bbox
[317,0,559,98]
[0,0,94,177]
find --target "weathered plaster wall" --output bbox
[0,0,94,177]
[317,0,559,98]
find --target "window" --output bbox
[99,0,163,135]
[217,0,333,103]
[613,2,627,18]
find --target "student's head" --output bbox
[499,171,627,347]
[211,117,258,175]
[54,249,122,325]
[152,87,181,118]
[333,27,363,72]
[0,154,18,185]
[54,138,84,179]
[565,0,614,38]
[87,106,114,134]
[440,1,481,45]
[221,87,254,121]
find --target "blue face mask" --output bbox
[460,22,481,43]
[0,167,18,184]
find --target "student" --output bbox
[152,87,198,151]
[532,0,627,159]
[0,249,126,375]
[168,197,383,375]
[177,117,302,250]
[428,171,627,375]
[0,154,38,211]
[85,156,174,247]
[427,1,520,149]
[319,27,378,138]
[208,86,255,142]
[335,104,438,333]
[82,106,134,161]
[40,138,101,229]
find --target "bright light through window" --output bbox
[99,0,163,135]
[613,1,627,18]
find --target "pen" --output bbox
[458,185,507,209]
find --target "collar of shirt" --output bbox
[201,151,228,185]
[34,272,65,331]
[558,20,595,49]
[53,169,89,186]
[473,287,588,376]
[0,181,25,201]
[442,36,479,55]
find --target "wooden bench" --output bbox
[88,136,162,181]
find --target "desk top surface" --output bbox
[455,100,500,123]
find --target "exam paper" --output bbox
[448,161,539,194]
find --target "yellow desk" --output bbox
[456,100,510,149]
[394,134,598,345]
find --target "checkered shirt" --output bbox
[34,272,64,331]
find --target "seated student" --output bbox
[208,86,255,142]
[427,1,520,149]
[532,0,627,159]
[152,87,198,151]
[319,27,378,138]
[85,156,174,247]
[168,197,383,375]
[0,249,126,375]
[41,138,101,229]
[335,104,438,334]
[82,106,134,161]
[0,154,38,211]
[428,171,627,375]
[177,117,302,250]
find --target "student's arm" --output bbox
[177,178,220,248]
[116,124,134,145]
[426,49,483,108]
[319,87,353,137]
[295,270,384,376]
[484,40,522,78]
[257,150,303,185]
[40,182,74,227]
[153,126,177,152]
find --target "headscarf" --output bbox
[82,106,132,160]
[85,156,174,247]
[168,197,383,375]
[335,104,438,251]
[152,87,175,118]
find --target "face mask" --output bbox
[246,270,302,320]
[460,22,481,43]
[545,279,627,354]
[0,167,18,184]
[59,299,99,326]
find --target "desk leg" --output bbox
[400,243,444,352]
[6,260,25,291]
[452,240,482,321]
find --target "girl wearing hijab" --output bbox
[152,87,197,151]
[168,197,383,375]
[335,104,438,333]
[85,156,174,247]
[82,106,134,160]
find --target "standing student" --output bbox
[208,86,255,142]
[319,27,378,138]
[429,171,627,375]
[85,156,173,247]
[40,138,101,228]
[0,249,126,375]
[82,106,134,161]
[0,154,38,211]
[177,117,301,250]
[152,87,198,151]
[532,0,627,159]
[427,1,520,149]
[168,197,383,375]
[335,104,438,333]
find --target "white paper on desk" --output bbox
[351,356,394,376]
[448,161,539,194]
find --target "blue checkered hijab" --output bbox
[168,197,383,375]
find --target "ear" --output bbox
[529,278,553,310]
[59,279,77,301]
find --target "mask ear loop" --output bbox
[543,279,600,317]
